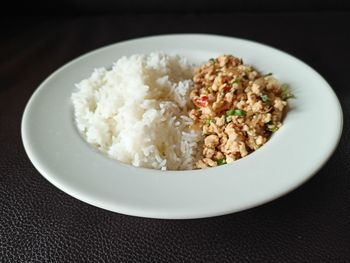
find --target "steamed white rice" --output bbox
[71,53,201,170]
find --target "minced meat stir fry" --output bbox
[189,55,294,169]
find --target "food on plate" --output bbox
[71,53,201,170]
[189,55,292,168]
[72,53,293,170]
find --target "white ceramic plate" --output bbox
[22,34,343,219]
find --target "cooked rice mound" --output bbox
[71,53,201,170]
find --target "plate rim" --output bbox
[21,34,343,219]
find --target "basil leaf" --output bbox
[226,109,246,116]
[217,158,226,165]
[281,84,295,100]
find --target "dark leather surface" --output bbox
[3,0,350,14]
[70,0,350,12]
[1,13,350,262]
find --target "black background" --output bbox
[1,2,350,262]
